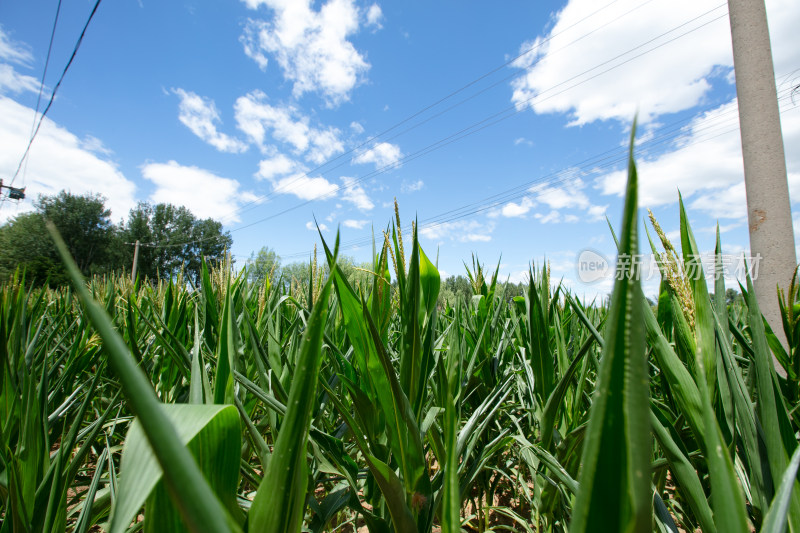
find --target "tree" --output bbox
[36,191,115,273]
[120,203,232,284]
[246,247,281,286]
[0,212,62,285]
[438,275,474,308]
[726,288,741,306]
[0,191,118,285]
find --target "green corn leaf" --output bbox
[700,384,750,532]
[74,448,108,533]
[712,309,772,517]
[48,223,239,533]
[441,316,462,533]
[400,224,424,420]
[762,445,800,533]
[641,289,704,439]
[321,380,417,533]
[190,308,208,404]
[678,195,717,396]
[110,404,242,533]
[541,334,595,450]
[650,410,715,533]
[571,123,651,533]
[742,269,800,532]
[525,269,555,405]
[419,245,440,319]
[247,262,333,533]
[362,299,429,500]
[213,286,239,405]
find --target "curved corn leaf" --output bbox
[743,268,800,532]
[110,404,242,533]
[762,445,800,533]
[650,410,715,533]
[48,223,239,533]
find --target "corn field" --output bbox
[2,141,800,532]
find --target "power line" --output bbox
[232,0,666,219]
[276,88,798,261]
[7,0,104,188]
[0,0,63,209]
[209,0,648,223]
[22,0,63,190]
[228,4,728,225]
[227,8,730,228]
[137,3,730,251]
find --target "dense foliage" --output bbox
[0,191,232,286]
[2,152,800,532]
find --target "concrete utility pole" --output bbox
[727,0,796,357]
[131,240,140,283]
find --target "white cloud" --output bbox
[365,4,383,29]
[500,197,535,218]
[80,135,113,156]
[401,179,424,193]
[512,0,800,126]
[352,142,402,169]
[306,220,329,231]
[532,176,591,210]
[493,174,606,221]
[234,90,344,163]
[343,218,369,229]
[0,27,33,66]
[308,127,345,163]
[511,0,734,125]
[0,28,39,95]
[341,176,374,210]
[535,210,561,224]
[173,89,247,153]
[0,64,39,95]
[142,161,258,222]
[272,172,338,201]
[595,98,800,219]
[689,182,748,220]
[0,96,137,222]
[587,204,608,222]
[419,220,495,243]
[256,153,298,180]
[240,0,370,105]
[765,0,800,78]
[350,121,364,134]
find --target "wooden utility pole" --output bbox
[727,0,795,359]
[131,240,140,283]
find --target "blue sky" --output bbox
[1,0,798,298]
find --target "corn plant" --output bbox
[2,126,800,532]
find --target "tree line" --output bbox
[0,190,531,308]
[0,191,231,286]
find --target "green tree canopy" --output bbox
[0,192,233,286]
[246,246,281,286]
[0,191,116,285]
[120,203,232,284]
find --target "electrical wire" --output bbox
[209,0,655,222]
[21,0,63,190]
[277,89,798,261]
[224,8,731,232]
[137,4,731,252]
[7,0,104,187]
